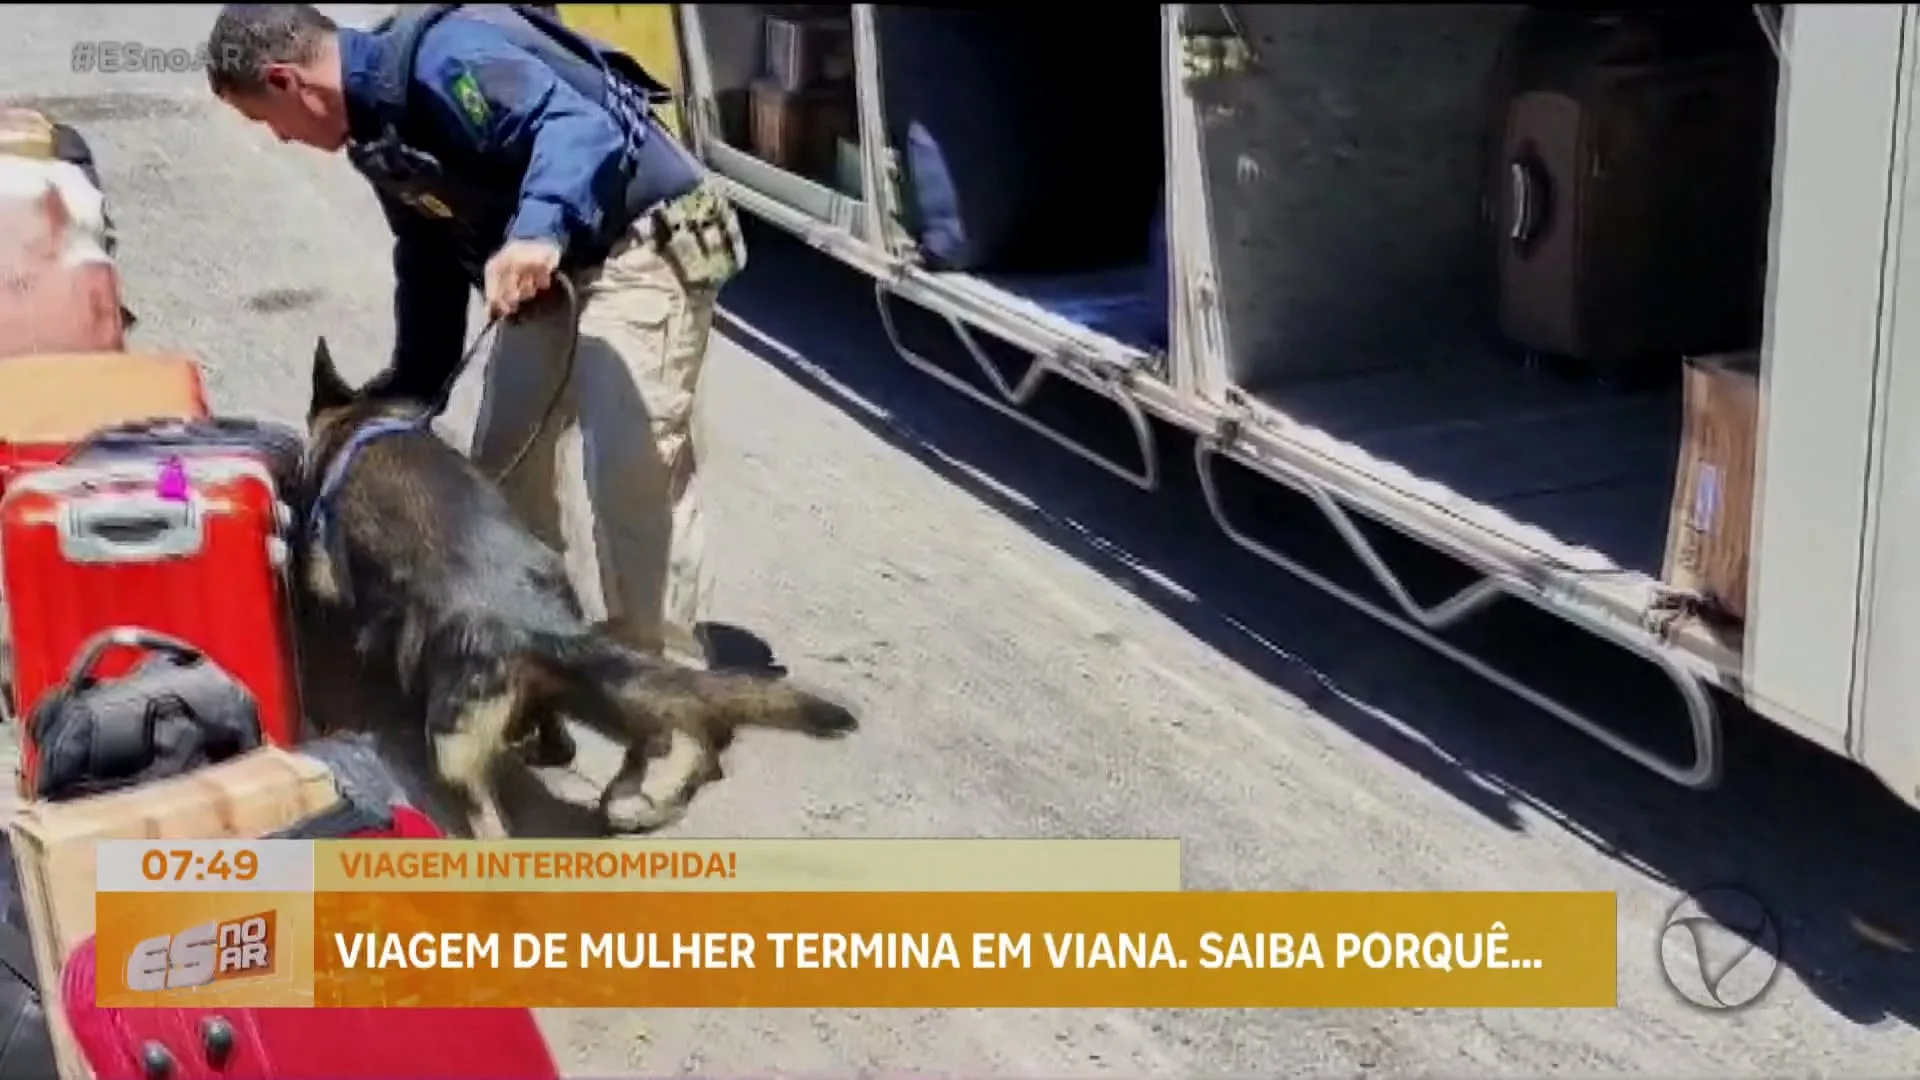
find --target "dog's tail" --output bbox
[532,633,858,742]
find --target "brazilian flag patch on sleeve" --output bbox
[447,68,492,135]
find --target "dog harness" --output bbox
[306,413,435,561]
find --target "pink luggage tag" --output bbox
[154,455,188,502]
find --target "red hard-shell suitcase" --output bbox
[0,456,302,789]
[53,736,558,1080]
[60,938,558,1080]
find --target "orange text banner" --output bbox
[310,890,1615,1009]
[95,891,317,1009]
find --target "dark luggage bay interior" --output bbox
[693,5,1783,577]
[1200,6,1778,576]
[697,5,1170,355]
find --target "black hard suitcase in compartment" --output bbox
[1483,13,1778,381]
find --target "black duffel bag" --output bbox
[27,627,265,803]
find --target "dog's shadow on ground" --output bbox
[292,604,607,839]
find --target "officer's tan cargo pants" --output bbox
[470,182,744,662]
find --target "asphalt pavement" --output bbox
[3,5,1917,1076]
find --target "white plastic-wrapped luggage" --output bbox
[0,151,125,359]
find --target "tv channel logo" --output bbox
[125,910,279,992]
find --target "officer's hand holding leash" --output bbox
[485,238,564,320]
[368,241,581,487]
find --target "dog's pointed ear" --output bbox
[308,336,355,418]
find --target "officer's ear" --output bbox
[308,336,356,418]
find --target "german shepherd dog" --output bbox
[298,337,858,838]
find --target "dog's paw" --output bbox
[600,788,688,834]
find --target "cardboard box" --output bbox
[763,15,853,93]
[0,352,207,443]
[748,79,856,178]
[7,748,341,1078]
[1662,350,1761,622]
[0,351,208,498]
[0,109,56,161]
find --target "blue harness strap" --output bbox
[307,414,435,560]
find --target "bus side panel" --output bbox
[1853,9,1920,811]
[1747,5,1905,751]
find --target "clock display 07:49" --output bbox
[140,847,260,883]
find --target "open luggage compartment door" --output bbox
[1184,5,1782,582]
[679,4,873,242]
[1175,5,1783,792]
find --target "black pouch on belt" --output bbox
[26,628,264,802]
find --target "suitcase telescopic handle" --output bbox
[1508,157,1547,248]
[57,491,204,564]
[57,626,205,694]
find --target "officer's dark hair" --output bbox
[204,3,340,97]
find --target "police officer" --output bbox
[204,3,743,667]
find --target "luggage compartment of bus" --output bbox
[1188,6,1781,609]
[692,5,1794,735]
[684,4,1174,361]
[682,4,872,241]
[689,2,1784,634]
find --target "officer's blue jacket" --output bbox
[336,7,697,402]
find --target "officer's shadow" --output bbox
[534,328,790,828]
[474,285,786,681]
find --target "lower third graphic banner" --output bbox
[92,839,1616,1009]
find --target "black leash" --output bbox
[449,272,582,483]
[307,273,582,556]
